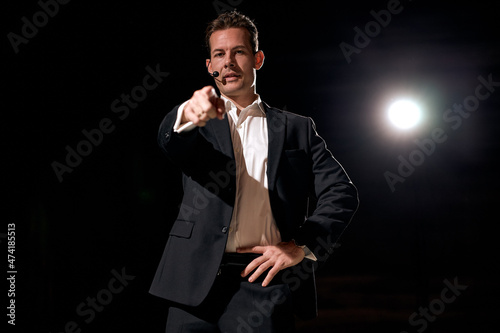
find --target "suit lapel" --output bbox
[206,117,234,159]
[265,104,286,191]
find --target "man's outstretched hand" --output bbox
[237,241,306,287]
[181,86,225,127]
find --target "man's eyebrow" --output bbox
[211,45,248,54]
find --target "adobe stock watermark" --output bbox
[339,0,407,64]
[400,277,468,333]
[384,73,499,192]
[7,0,71,54]
[212,0,244,15]
[236,287,287,332]
[51,64,169,183]
[50,267,135,333]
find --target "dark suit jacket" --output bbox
[150,101,358,320]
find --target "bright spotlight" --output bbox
[388,100,421,129]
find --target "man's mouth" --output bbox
[223,72,240,82]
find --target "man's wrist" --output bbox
[174,100,196,133]
[292,239,317,261]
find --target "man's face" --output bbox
[206,28,264,101]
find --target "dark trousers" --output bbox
[165,258,296,332]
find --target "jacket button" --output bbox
[221,226,228,233]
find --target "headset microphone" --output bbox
[208,60,224,83]
[209,68,224,84]
[208,60,221,79]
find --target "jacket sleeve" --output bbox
[157,104,219,176]
[158,105,198,161]
[294,117,359,263]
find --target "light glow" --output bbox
[388,100,421,129]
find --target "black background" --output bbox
[3,0,499,332]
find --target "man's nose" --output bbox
[224,54,235,68]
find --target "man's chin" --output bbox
[219,87,242,98]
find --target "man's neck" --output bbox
[222,93,259,115]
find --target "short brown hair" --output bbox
[205,11,259,55]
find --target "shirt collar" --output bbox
[221,95,265,116]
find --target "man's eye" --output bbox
[214,53,223,57]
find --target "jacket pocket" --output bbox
[169,220,194,239]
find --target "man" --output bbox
[150,11,359,332]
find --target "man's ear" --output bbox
[254,50,265,70]
[206,58,212,72]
